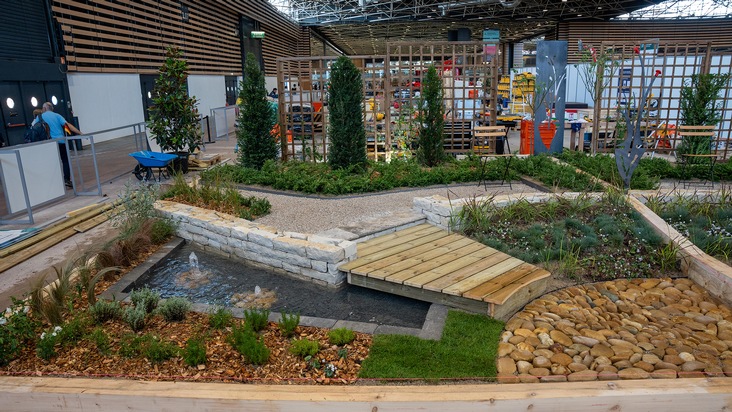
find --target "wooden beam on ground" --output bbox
[0,200,122,273]
[1,376,732,411]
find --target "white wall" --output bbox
[67,73,145,143]
[188,75,226,116]
[265,76,277,95]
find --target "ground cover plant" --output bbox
[203,154,600,196]
[456,192,681,281]
[162,173,271,220]
[359,311,503,380]
[559,151,732,189]
[647,192,732,264]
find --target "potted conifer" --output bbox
[237,52,278,169]
[148,46,202,173]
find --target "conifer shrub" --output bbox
[237,52,278,169]
[416,65,445,167]
[328,56,367,170]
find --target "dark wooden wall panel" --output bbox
[52,0,308,75]
[558,19,732,63]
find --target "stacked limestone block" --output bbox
[497,278,732,383]
[155,200,357,285]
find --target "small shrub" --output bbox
[289,338,319,358]
[58,316,89,346]
[0,302,35,366]
[209,307,233,329]
[278,312,300,337]
[150,218,176,244]
[328,328,355,346]
[36,326,63,360]
[157,297,191,322]
[183,336,207,366]
[243,308,270,332]
[144,336,179,363]
[88,327,110,355]
[123,306,146,332]
[130,287,160,314]
[89,299,122,324]
[119,333,147,358]
[229,324,270,365]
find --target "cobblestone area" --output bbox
[497,278,732,383]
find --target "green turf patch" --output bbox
[358,311,503,380]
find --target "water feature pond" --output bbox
[124,243,430,328]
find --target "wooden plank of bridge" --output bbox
[441,257,524,296]
[349,233,461,276]
[356,224,441,255]
[421,251,513,293]
[367,237,476,280]
[485,269,552,304]
[402,253,490,288]
[462,263,537,300]
[385,242,487,284]
[339,230,448,272]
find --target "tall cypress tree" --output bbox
[328,56,367,170]
[237,52,277,169]
[417,65,445,167]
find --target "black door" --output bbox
[225,75,239,106]
[0,82,29,146]
[140,74,157,121]
[44,81,71,120]
[22,81,46,123]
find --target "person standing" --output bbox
[268,88,278,99]
[41,102,82,188]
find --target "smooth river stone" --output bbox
[650,369,678,379]
[510,349,534,362]
[618,367,651,380]
[567,370,598,382]
[572,336,599,347]
[533,356,552,368]
[590,344,614,358]
[497,342,515,357]
[516,360,532,374]
[550,353,573,367]
[568,362,588,372]
[549,330,573,346]
[680,361,707,372]
[497,357,517,374]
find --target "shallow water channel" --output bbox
[124,243,430,328]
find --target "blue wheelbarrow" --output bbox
[129,151,179,181]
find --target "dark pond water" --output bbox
[124,243,430,328]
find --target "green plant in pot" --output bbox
[148,46,202,173]
[678,73,731,156]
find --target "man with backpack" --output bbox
[40,102,83,188]
[24,109,50,143]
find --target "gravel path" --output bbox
[240,182,538,234]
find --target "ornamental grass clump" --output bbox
[278,312,300,337]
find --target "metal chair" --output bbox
[677,125,717,188]
[472,125,513,190]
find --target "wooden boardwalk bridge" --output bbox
[339,223,551,320]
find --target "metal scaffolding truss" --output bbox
[268,0,670,54]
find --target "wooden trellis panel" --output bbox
[591,41,732,160]
[276,41,499,162]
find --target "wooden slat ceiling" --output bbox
[52,0,308,75]
[278,0,669,55]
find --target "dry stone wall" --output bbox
[155,200,357,286]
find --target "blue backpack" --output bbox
[24,116,50,143]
